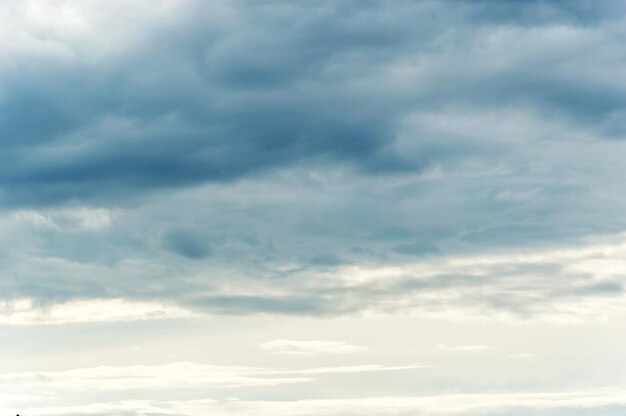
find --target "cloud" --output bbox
[507,353,535,361]
[297,363,425,375]
[0,361,424,396]
[4,229,626,323]
[438,345,493,352]
[259,340,369,355]
[0,362,313,392]
[13,389,626,416]
[0,298,195,325]
[1,0,626,323]
[0,0,625,206]
[161,227,212,260]
[176,233,626,321]
[0,0,417,206]
[14,207,114,231]
[5,3,626,416]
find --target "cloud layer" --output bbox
[3,0,626,322]
[259,340,369,355]
[7,2,626,415]
[10,390,626,416]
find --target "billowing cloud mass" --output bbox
[1,0,626,323]
[3,1,626,415]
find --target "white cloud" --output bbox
[13,210,57,228]
[0,298,195,325]
[319,233,626,322]
[437,345,493,352]
[0,362,312,392]
[0,0,199,61]
[507,353,535,361]
[296,363,426,375]
[13,207,115,231]
[13,389,626,416]
[64,207,115,230]
[0,361,426,394]
[259,339,369,355]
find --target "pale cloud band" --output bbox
[2,233,626,324]
[259,339,369,355]
[9,390,626,416]
[437,345,493,352]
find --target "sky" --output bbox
[3,0,626,414]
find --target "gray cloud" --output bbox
[162,228,212,260]
[2,0,626,320]
[1,0,625,205]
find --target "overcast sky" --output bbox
[3,0,626,414]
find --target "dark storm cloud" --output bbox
[162,227,212,259]
[0,0,417,204]
[3,0,626,321]
[2,0,626,206]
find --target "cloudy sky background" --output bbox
[3,0,626,414]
